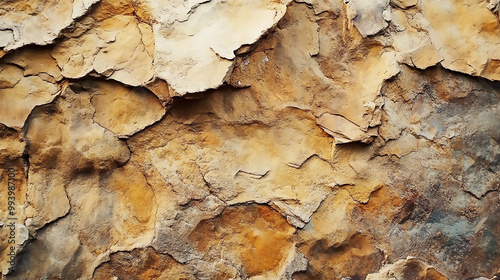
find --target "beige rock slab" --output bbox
[0,124,24,161]
[52,15,154,86]
[366,257,448,280]
[3,47,63,82]
[0,64,60,129]
[421,0,500,80]
[317,113,378,144]
[0,0,99,51]
[189,204,297,278]
[87,80,165,137]
[148,0,292,94]
[314,50,400,134]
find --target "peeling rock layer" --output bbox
[1,0,500,279]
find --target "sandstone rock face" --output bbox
[1,0,500,279]
[0,0,99,50]
[144,0,292,94]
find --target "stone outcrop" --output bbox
[1,0,500,279]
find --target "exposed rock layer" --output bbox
[1,0,500,279]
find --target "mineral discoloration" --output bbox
[0,0,499,279]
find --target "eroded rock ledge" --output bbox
[1,0,500,279]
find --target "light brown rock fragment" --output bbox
[229,2,399,144]
[87,80,165,137]
[67,164,157,249]
[0,30,14,48]
[91,0,136,22]
[298,190,358,248]
[2,47,63,83]
[229,2,324,111]
[386,1,500,80]
[93,247,238,280]
[380,131,419,158]
[144,78,175,102]
[296,233,385,279]
[52,15,154,86]
[14,82,157,278]
[93,16,154,85]
[0,64,22,89]
[193,113,334,227]
[51,32,101,79]
[23,172,70,232]
[128,73,335,226]
[388,8,440,70]
[24,92,130,173]
[0,63,60,129]
[10,164,157,280]
[313,49,400,140]
[189,204,296,279]
[22,86,130,233]
[296,183,417,279]
[366,257,448,280]
[482,59,500,81]
[151,196,225,264]
[146,0,292,94]
[0,124,24,161]
[408,44,443,70]
[330,142,391,203]
[0,0,99,51]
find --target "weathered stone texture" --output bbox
[0,0,500,279]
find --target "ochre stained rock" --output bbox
[0,0,99,51]
[52,15,155,86]
[1,0,500,279]
[87,80,165,137]
[0,61,60,129]
[189,204,297,279]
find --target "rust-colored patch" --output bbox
[482,59,500,81]
[92,0,135,22]
[145,78,172,103]
[189,204,295,277]
[425,267,448,280]
[427,67,474,101]
[296,234,384,279]
[356,185,415,225]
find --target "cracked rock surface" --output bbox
[1,0,500,279]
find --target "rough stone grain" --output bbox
[0,62,60,129]
[1,0,500,279]
[0,0,99,51]
[146,0,292,94]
